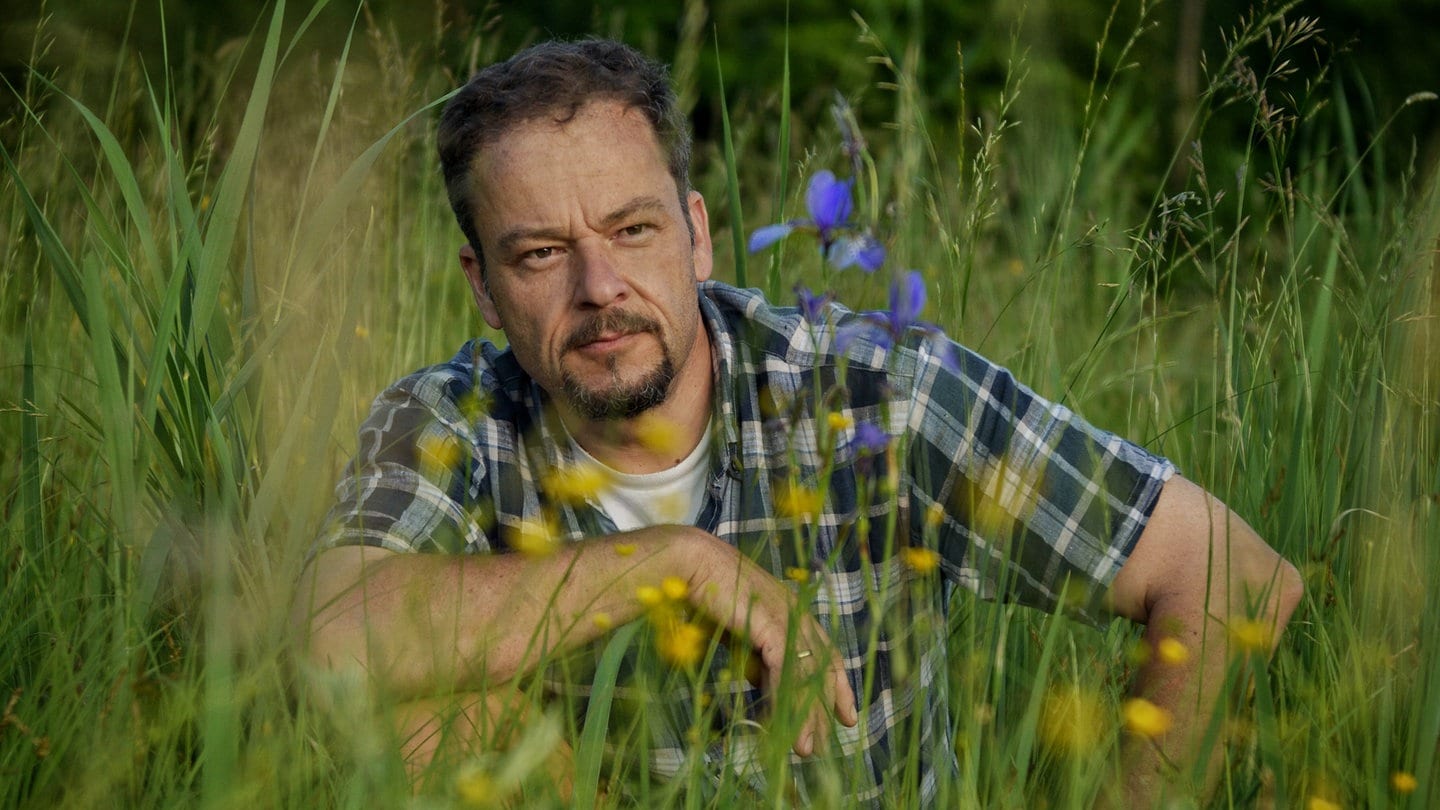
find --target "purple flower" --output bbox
[852,421,890,454]
[748,171,886,273]
[795,284,834,325]
[834,271,962,373]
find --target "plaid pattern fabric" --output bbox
[317,280,1175,805]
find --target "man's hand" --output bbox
[292,525,858,758]
[1107,475,1304,805]
[682,535,860,756]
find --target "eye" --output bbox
[619,223,651,238]
[524,246,556,261]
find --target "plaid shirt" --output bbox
[318,280,1174,805]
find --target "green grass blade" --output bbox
[1,141,88,335]
[713,34,747,290]
[20,333,44,556]
[189,0,287,352]
[768,18,791,301]
[573,621,642,808]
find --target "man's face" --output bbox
[460,101,713,421]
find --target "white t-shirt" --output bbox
[567,421,712,531]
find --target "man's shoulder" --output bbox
[698,280,842,370]
[697,280,930,379]
[375,338,532,429]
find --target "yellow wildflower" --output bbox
[542,461,610,504]
[1392,771,1418,794]
[924,502,946,529]
[1122,698,1173,739]
[353,324,370,340]
[614,543,637,557]
[416,432,463,478]
[1229,618,1273,653]
[657,620,707,669]
[900,546,941,575]
[1157,637,1190,665]
[1039,684,1104,752]
[775,484,823,520]
[785,566,810,583]
[455,765,496,806]
[634,413,686,459]
[636,585,664,608]
[509,515,560,557]
[592,612,614,631]
[661,576,689,602]
[827,412,853,432]
[457,390,490,423]
[1306,798,1341,810]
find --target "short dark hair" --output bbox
[437,39,693,274]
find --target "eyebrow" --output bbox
[494,195,671,255]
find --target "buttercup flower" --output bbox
[636,585,664,608]
[900,546,940,574]
[776,484,823,519]
[1391,771,1418,794]
[455,765,496,806]
[634,413,686,459]
[417,431,463,478]
[510,515,560,557]
[661,576,689,602]
[1157,637,1190,665]
[542,461,610,504]
[748,171,886,272]
[657,620,707,669]
[1039,684,1105,752]
[1122,698,1173,739]
[785,566,811,583]
[1229,618,1273,652]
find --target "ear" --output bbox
[687,190,713,283]
[460,244,504,330]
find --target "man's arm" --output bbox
[1106,474,1304,804]
[290,525,857,756]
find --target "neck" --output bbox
[559,326,714,475]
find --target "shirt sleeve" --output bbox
[906,338,1175,623]
[312,377,489,559]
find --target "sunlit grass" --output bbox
[2,1,1437,807]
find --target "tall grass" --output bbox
[2,0,1437,807]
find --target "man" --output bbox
[293,39,1303,806]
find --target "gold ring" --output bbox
[796,650,813,660]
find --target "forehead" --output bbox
[468,102,674,214]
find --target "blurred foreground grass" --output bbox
[2,1,1437,807]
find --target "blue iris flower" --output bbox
[794,284,835,326]
[851,421,890,454]
[749,171,886,273]
[836,270,960,371]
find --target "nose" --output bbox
[572,240,628,308]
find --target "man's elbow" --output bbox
[1232,536,1304,640]
[1271,554,1304,623]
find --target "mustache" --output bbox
[563,310,662,352]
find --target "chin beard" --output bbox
[561,354,676,420]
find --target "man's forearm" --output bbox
[1122,567,1303,805]
[1108,476,1305,806]
[292,526,709,698]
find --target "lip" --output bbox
[573,331,639,355]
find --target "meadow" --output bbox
[2,0,1437,807]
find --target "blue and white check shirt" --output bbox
[317,281,1174,805]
